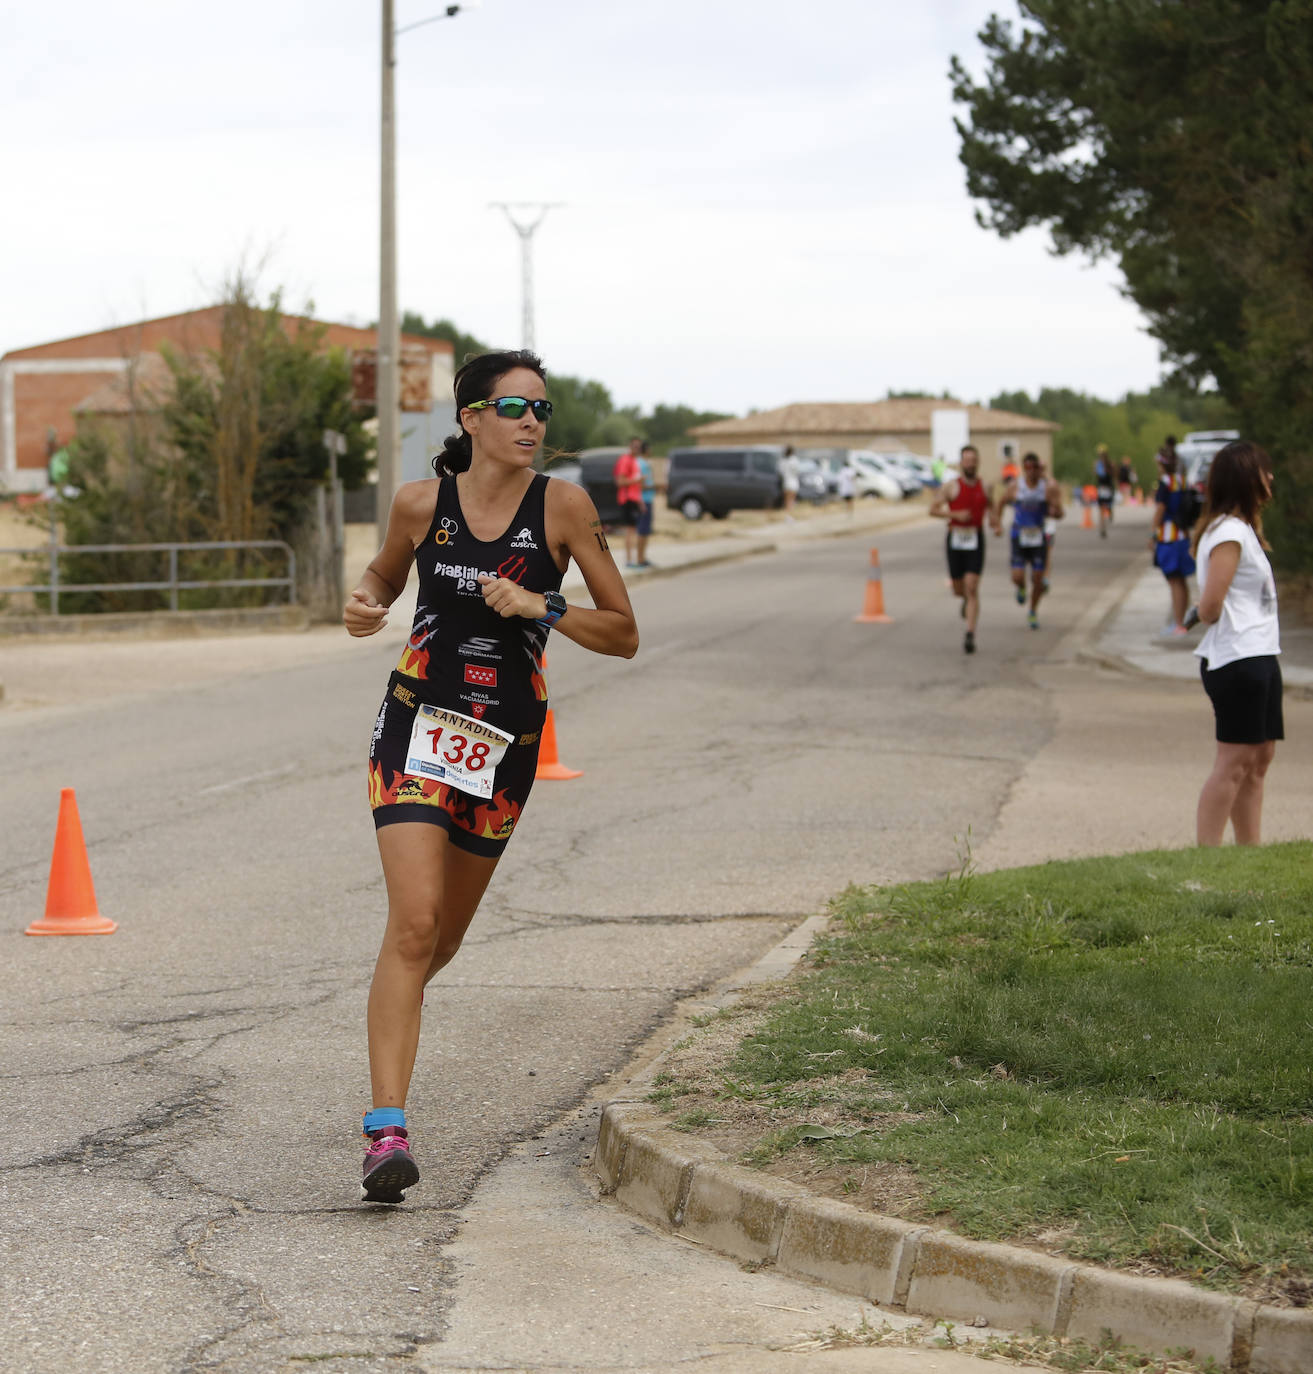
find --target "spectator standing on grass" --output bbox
[634,440,657,569]
[1191,440,1282,846]
[613,437,644,568]
[1151,439,1196,635]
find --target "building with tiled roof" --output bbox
[689,399,1058,482]
[1,306,453,492]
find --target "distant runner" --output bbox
[998,452,1064,630]
[929,444,999,654]
[1094,445,1116,538]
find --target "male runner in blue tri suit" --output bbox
[997,451,1065,630]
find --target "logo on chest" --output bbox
[511,526,538,550]
[464,664,498,688]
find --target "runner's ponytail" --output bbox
[433,429,473,477]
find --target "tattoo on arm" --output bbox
[589,518,609,553]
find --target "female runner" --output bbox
[343,350,638,1202]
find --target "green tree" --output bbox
[643,403,732,451]
[951,2,1313,569]
[989,385,1238,491]
[56,279,370,612]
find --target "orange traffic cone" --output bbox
[1133,485,1144,505]
[1082,501,1094,530]
[854,547,893,623]
[535,709,582,781]
[26,789,117,936]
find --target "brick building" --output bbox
[688,398,1058,484]
[0,306,454,492]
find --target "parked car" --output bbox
[793,456,832,503]
[575,447,627,524]
[799,447,897,500]
[848,450,907,500]
[798,448,850,498]
[664,446,783,520]
[867,452,925,497]
[1178,430,1239,494]
[541,457,582,487]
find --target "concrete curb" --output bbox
[595,832,1312,1370]
[597,1096,1311,1373]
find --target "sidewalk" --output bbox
[1087,561,1313,697]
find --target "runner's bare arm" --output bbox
[987,482,1004,534]
[343,479,433,637]
[995,479,1016,516]
[928,480,959,520]
[478,481,638,658]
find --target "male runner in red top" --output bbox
[929,444,1000,654]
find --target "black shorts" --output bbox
[1200,655,1284,745]
[618,499,641,528]
[1010,532,1047,570]
[368,672,545,857]
[945,529,985,581]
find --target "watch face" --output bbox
[545,591,565,616]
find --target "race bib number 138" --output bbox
[404,705,514,800]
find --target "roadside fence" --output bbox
[0,533,296,615]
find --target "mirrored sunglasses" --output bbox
[467,396,553,422]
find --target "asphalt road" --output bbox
[0,515,1191,1372]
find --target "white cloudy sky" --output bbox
[2,0,1163,416]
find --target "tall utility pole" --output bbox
[376,0,399,547]
[377,3,477,547]
[491,203,561,351]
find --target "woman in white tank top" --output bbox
[1190,441,1282,846]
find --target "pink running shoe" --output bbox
[361,1127,419,1204]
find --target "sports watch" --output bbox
[536,590,567,628]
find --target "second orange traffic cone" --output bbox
[854,547,893,623]
[534,709,582,781]
[26,789,117,936]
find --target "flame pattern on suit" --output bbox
[367,761,519,841]
[397,606,439,679]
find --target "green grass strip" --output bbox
[724,842,1313,1292]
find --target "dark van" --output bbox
[576,447,627,525]
[665,447,783,520]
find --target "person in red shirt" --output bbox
[929,444,1000,654]
[613,437,644,568]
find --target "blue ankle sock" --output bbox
[362,1107,406,1135]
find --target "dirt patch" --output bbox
[0,500,54,613]
[651,982,933,1223]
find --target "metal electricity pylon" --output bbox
[490,203,562,352]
